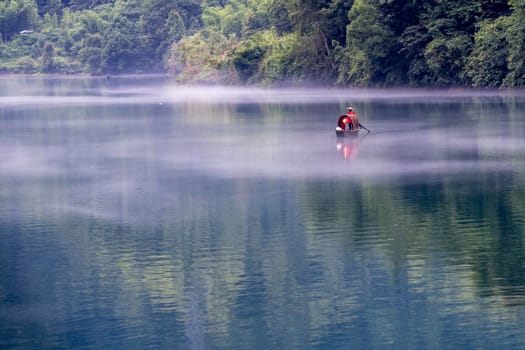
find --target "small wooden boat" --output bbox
[335,114,360,137]
[335,127,359,137]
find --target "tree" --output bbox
[201,0,263,38]
[100,0,143,72]
[140,0,188,60]
[338,0,396,86]
[35,0,62,15]
[166,31,237,83]
[0,0,40,42]
[422,0,481,37]
[503,0,525,87]
[466,18,509,87]
[267,0,293,34]
[231,32,275,83]
[424,35,472,86]
[285,0,353,80]
[79,33,103,72]
[399,25,432,86]
[232,45,264,83]
[102,29,140,72]
[409,0,482,86]
[68,0,115,11]
[40,40,55,72]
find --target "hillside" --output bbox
[1,0,523,87]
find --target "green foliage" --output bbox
[40,41,55,72]
[285,0,352,80]
[166,31,238,83]
[232,45,264,83]
[54,7,110,72]
[101,1,141,72]
[2,33,41,59]
[202,3,243,37]
[202,0,271,38]
[336,47,371,86]
[424,35,472,86]
[399,25,432,86]
[256,31,297,85]
[466,18,509,87]
[0,0,200,74]
[79,33,104,72]
[0,0,523,87]
[36,0,62,15]
[0,0,40,42]
[503,0,525,87]
[267,0,293,34]
[13,56,39,73]
[163,0,524,87]
[338,0,395,86]
[67,0,116,11]
[139,0,183,59]
[422,0,481,36]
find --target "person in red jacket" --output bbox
[336,106,370,135]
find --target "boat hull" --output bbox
[335,129,359,137]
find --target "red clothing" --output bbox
[337,115,350,129]
[338,113,359,130]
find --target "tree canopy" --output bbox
[0,0,523,87]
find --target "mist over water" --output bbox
[1,76,525,349]
[2,76,524,183]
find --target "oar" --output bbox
[359,124,371,133]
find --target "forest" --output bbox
[0,0,524,87]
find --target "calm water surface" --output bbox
[1,76,525,349]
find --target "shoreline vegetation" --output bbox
[1,0,524,88]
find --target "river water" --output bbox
[1,76,524,349]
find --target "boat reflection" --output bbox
[336,134,368,159]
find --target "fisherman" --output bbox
[336,106,370,135]
[346,106,363,130]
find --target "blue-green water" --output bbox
[1,76,525,349]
